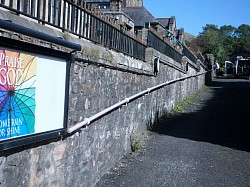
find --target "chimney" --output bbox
[111,0,122,11]
[122,0,143,7]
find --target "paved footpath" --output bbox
[96,79,250,187]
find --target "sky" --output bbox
[143,0,250,36]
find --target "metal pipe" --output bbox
[67,71,207,133]
[68,99,128,133]
[0,19,81,51]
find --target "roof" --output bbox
[122,7,158,27]
[156,16,176,30]
[156,18,170,28]
[229,51,250,61]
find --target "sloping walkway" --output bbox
[96,78,250,187]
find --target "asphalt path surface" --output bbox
[96,78,250,187]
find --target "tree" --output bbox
[235,24,250,52]
[197,24,227,62]
[220,25,237,55]
[185,24,250,63]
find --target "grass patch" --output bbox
[149,86,207,132]
[195,85,207,96]
[131,132,148,152]
[171,97,193,114]
[170,85,207,114]
[171,86,207,114]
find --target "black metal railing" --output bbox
[0,0,146,61]
[182,45,197,63]
[0,0,199,64]
[147,30,182,63]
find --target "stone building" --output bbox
[86,0,184,45]
[122,0,143,7]
[86,0,122,11]
[86,0,135,34]
[157,16,185,45]
[156,16,176,34]
[122,6,158,31]
[85,0,143,10]
[175,28,185,43]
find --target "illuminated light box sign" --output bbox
[0,47,68,143]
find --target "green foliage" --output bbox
[171,86,207,114]
[131,132,148,152]
[186,24,250,64]
[171,97,193,114]
[197,24,227,62]
[236,24,250,52]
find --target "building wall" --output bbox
[0,10,206,187]
[122,0,143,7]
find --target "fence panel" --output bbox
[182,45,197,63]
[147,30,182,63]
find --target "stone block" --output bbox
[83,83,94,95]
[53,143,66,161]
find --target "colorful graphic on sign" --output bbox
[0,49,37,140]
[0,46,67,145]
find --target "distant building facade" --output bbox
[86,0,185,47]
[85,0,122,11]
[156,16,176,33]
[122,0,143,7]
[85,0,143,10]
[229,51,250,62]
[86,0,135,34]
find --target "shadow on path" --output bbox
[151,78,250,152]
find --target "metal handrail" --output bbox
[67,71,207,133]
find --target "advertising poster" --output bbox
[0,48,67,141]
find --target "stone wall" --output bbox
[0,11,206,187]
